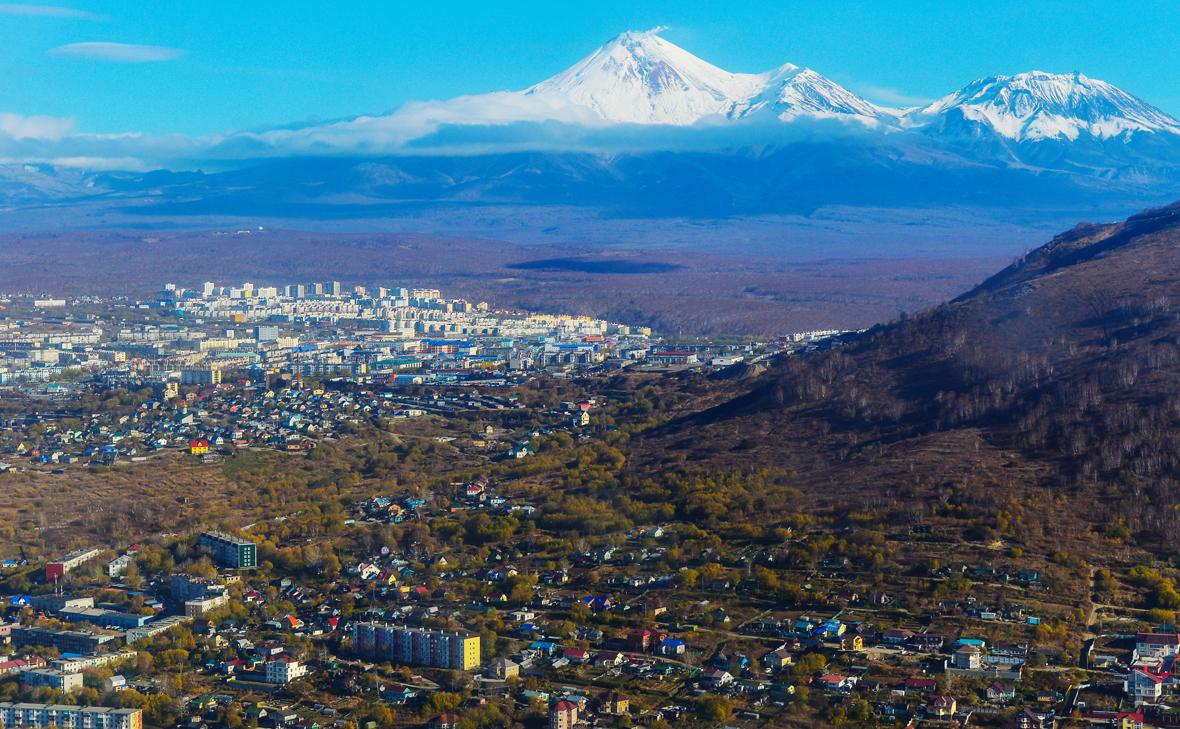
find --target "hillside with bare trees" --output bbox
[642,202,1180,546]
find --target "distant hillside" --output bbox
[646,201,1180,543]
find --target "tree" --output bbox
[696,695,733,723]
[368,704,393,727]
[791,653,827,676]
[135,652,154,674]
[123,561,143,589]
[429,692,463,715]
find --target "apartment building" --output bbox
[185,593,229,617]
[353,623,480,671]
[45,548,102,581]
[51,651,136,674]
[180,367,222,386]
[0,703,142,729]
[198,531,257,568]
[170,573,227,602]
[20,668,83,693]
[264,656,308,684]
[11,627,115,654]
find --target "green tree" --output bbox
[696,695,733,723]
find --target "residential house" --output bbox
[549,700,577,729]
[841,634,864,651]
[927,695,957,718]
[762,647,794,672]
[909,632,945,652]
[489,657,519,680]
[953,644,983,670]
[818,673,853,691]
[601,692,629,715]
[701,668,735,687]
[905,678,938,693]
[1126,666,1165,704]
[264,656,308,684]
[882,628,915,646]
[658,638,686,656]
[1135,632,1180,662]
[987,683,1016,701]
[627,628,655,652]
[1015,708,1055,729]
[562,649,590,665]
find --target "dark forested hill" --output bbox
[641,201,1180,544]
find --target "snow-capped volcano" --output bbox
[751,65,896,124]
[522,30,888,126]
[234,28,1180,169]
[907,71,1180,142]
[523,30,761,125]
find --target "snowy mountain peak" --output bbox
[755,66,895,123]
[523,30,883,127]
[524,29,761,125]
[909,70,1180,141]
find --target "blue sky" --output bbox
[1,0,1179,136]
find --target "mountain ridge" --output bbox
[1,29,1179,233]
[520,30,892,127]
[222,28,1180,162]
[423,29,1180,145]
[647,199,1180,520]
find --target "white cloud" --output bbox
[0,87,888,171]
[49,41,185,62]
[0,111,75,140]
[231,92,605,154]
[0,3,96,18]
[855,84,933,108]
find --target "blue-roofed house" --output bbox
[529,640,559,656]
[658,638,686,656]
[822,619,846,637]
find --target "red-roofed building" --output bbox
[1136,632,1180,661]
[882,627,915,645]
[928,695,956,717]
[1126,666,1167,704]
[819,673,852,691]
[597,650,626,667]
[562,648,590,664]
[264,655,308,684]
[549,700,578,729]
[0,656,46,677]
[627,628,655,652]
[701,667,735,686]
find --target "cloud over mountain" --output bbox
[2,28,1179,174]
